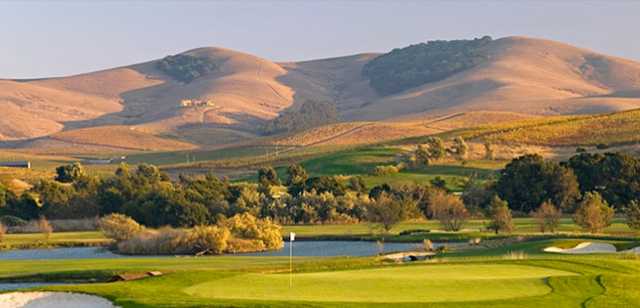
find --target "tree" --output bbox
[305,176,346,196]
[285,164,307,186]
[362,36,493,95]
[413,145,430,167]
[425,137,446,161]
[430,177,448,191]
[461,176,495,214]
[496,154,580,213]
[285,164,308,193]
[484,142,495,160]
[531,201,561,233]
[452,136,469,160]
[566,152,640,208]
[624,200,640,230]
[366,192,416,233]
[258,167,280,187]
[55,162,86,183]
[573,192,614,233]
[487,196,513,234]
[348,176,367,194]
[428,191,469,231]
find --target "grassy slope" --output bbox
[456,108,640,146]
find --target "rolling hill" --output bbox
[2,36,640,154]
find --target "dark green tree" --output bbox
[55,162,86,183]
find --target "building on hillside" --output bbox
[179,99,215,108]
[0,161,31,169]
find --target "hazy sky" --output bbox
[2,0,639,78]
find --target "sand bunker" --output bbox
[544,242,617,254]
[0,292,118,308]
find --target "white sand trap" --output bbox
[621,246,640,254]
[544,242,617,254]
[0,292,118,308]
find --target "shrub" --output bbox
[186,225,230,255]
[99,214,144,242]
[225,213,283,250]
[372,165,400,176]
[423,239,433,252]
[225,238,266,254]
[398,229,431,236]
[574,192,614,233]
[38,217,53,240]
[531,201,561,233]
[624,201,640,230]
[0,223,6,242]
[0,215,27,227]
[428,191,469,231]
[117,228,187,255]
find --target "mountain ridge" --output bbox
[2,36,640,152]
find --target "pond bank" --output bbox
[0,241,429,260]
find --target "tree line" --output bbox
[0,150,638,234]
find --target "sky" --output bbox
[2,0,640,78]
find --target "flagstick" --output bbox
[289,232,295,288]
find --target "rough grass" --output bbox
[456,108,640,147]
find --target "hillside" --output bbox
[2,36,640,153]
[457,108,640,147]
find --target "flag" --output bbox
[290,232,296,241]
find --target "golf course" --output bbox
[1,217,640,307]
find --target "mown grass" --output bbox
[1,251,638,307]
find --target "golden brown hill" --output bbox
[2,36,640,152]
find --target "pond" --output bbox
[0,241,431,261]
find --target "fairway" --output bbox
[184,264,575,303]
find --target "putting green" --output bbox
[184,264,575,303]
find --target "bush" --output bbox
[574,192,614,233]
[372,165,400,176]
[0,223,5,242]
[99,214,144,242]
[38,217,53,240]
[398,229,431,236]
[186,225,230,255]
[225,213,283,250]
[0,215,27,227]
[225,237,266,254]
[117,228,187,255]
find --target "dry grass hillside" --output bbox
[339,37,640,121]
[2,36,640,153]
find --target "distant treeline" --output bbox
[156,54,217,83]
[363,36,493,95]
[0,151,638,231]
[263,100,338,135]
